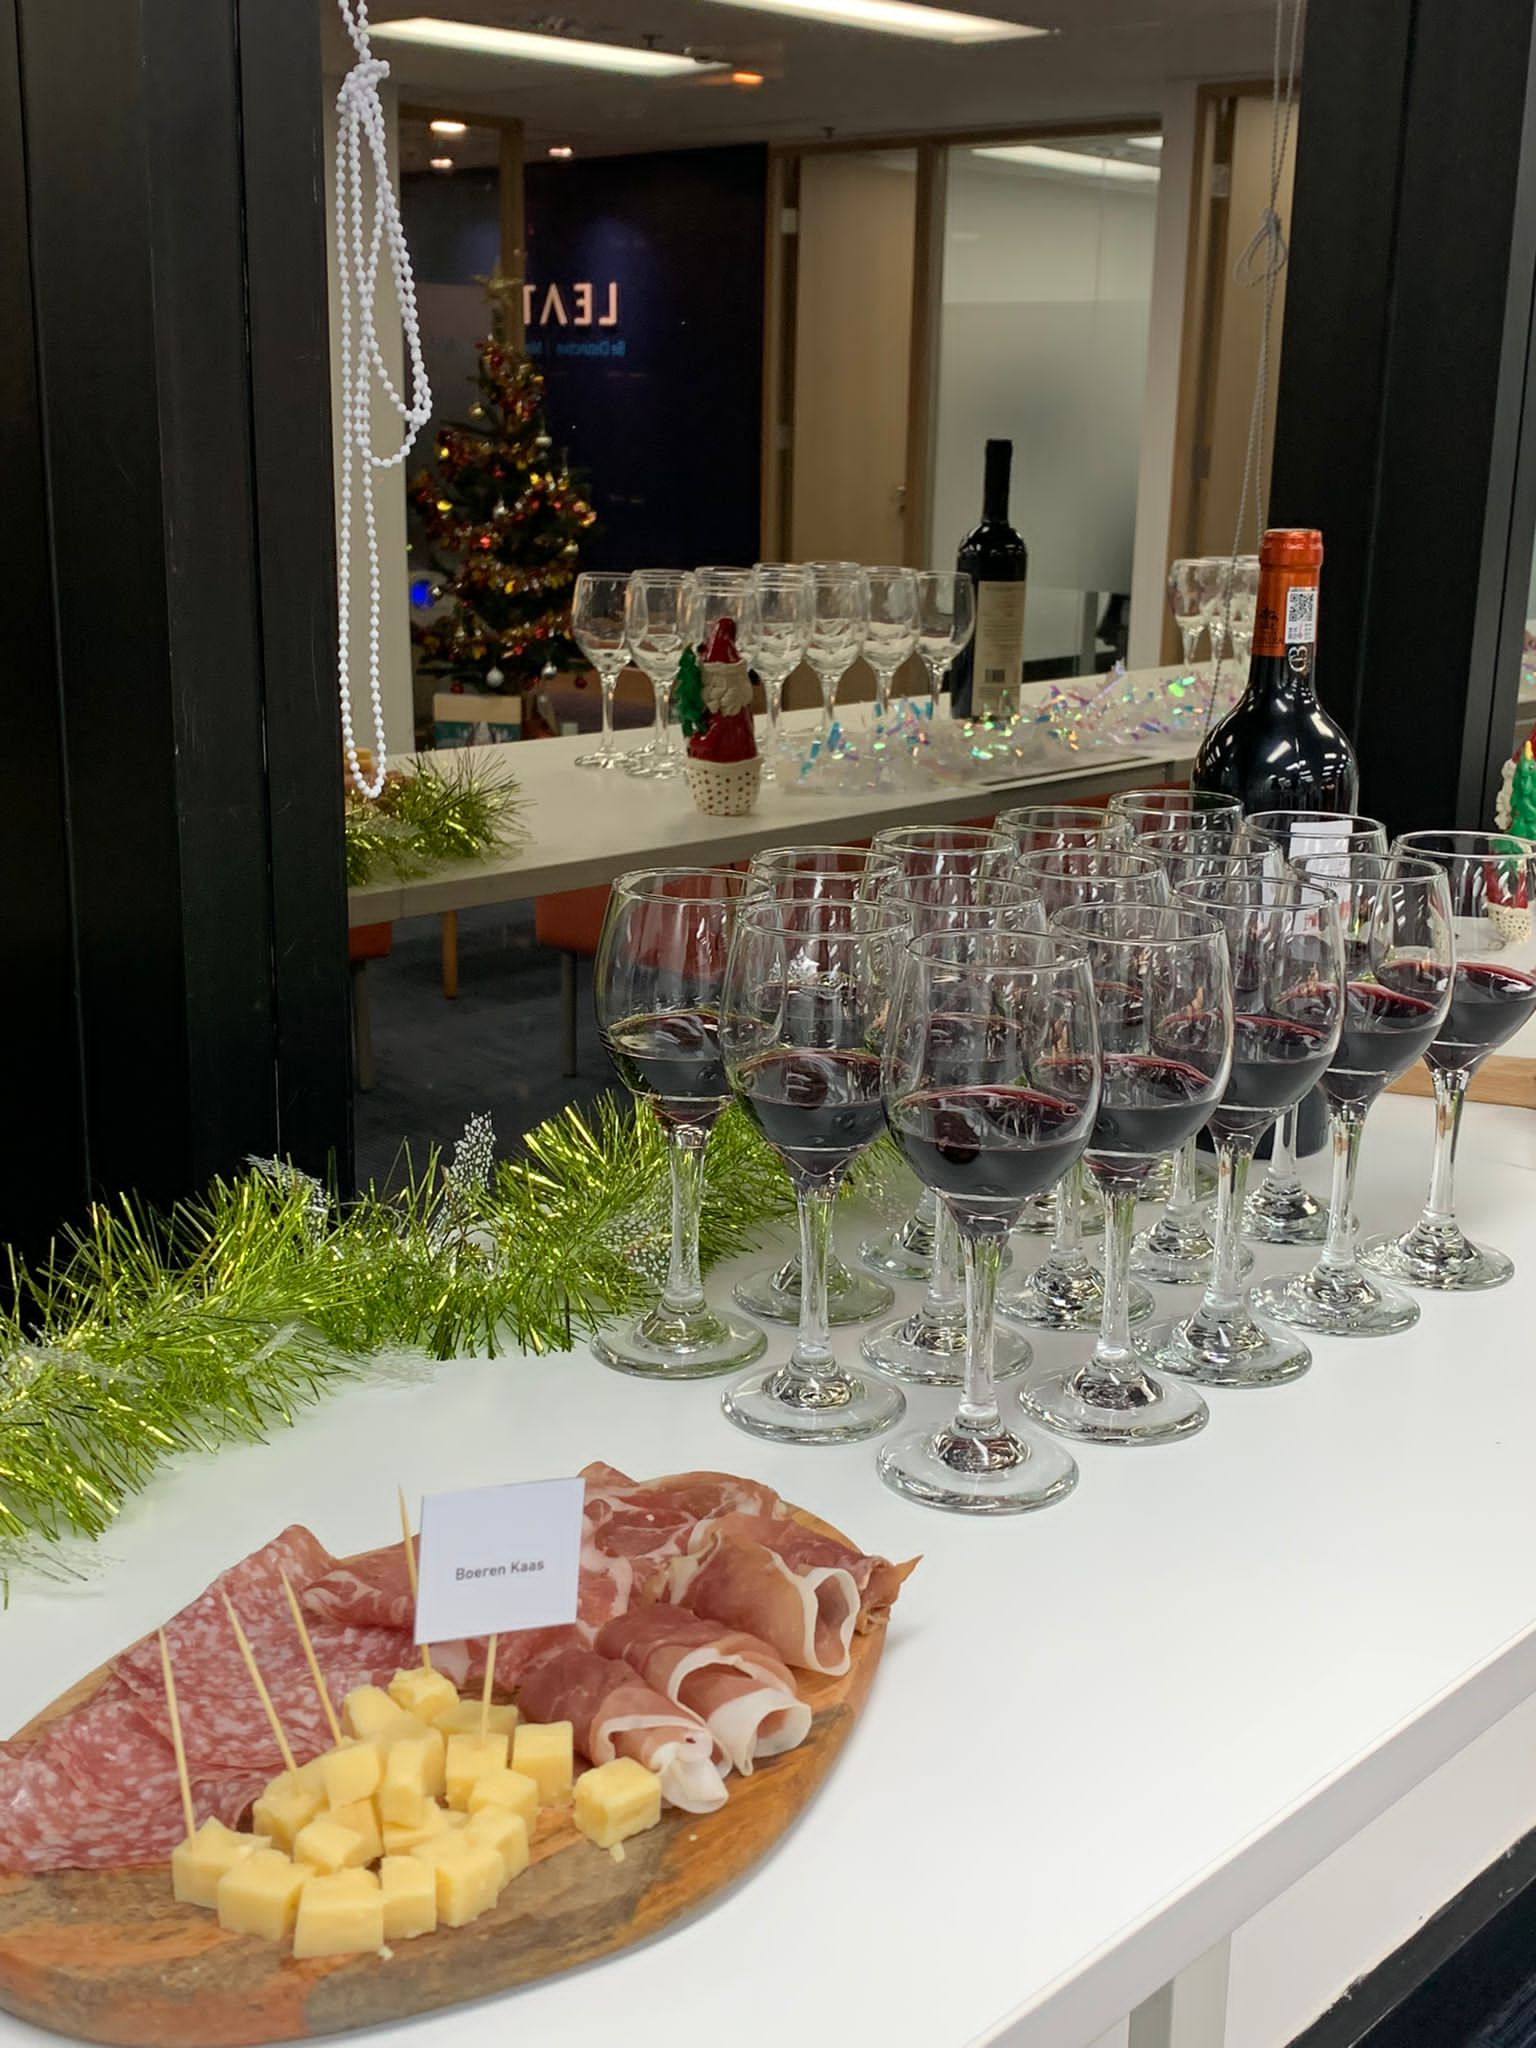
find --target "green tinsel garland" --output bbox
[345,758,529,886]
[0,1101,795,1576]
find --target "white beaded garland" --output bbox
[334,0,432,800]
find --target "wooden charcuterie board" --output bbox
[0,1503,886,2046]
[1388,1053,1536,1109]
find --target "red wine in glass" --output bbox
[1213,1015,1336,1139]
[734,1047,885,1186]
[605,1008,727,1125]
[1325,981,1444,1107]
[1093,1054,1223,1159]
[888,1085,1086,1235]
[1425,962,1536,1072]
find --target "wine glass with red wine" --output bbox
[592,869,768,1379]
[719,895,911,1445]
[998,849,1168,1331]
[1019,904,1233,1446]
[880,929,1098,1512]
[1252,854,1453,1335]
[1361,830,1536,1292]
[734,846,904,1323]
[1143,874,1343,1387]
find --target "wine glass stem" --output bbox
[662,1125,708,1315]
[1263,1108,1302,1192]
[926,1200,962,1316]
[790,1182,837,1378]
[766,675,784,752]
[873,671,890,722]
[1423,1066,1470,1226]
[600,669,618,750]
[1202,1138,1257,1320]
[817,672,835,735]
[1053,1165,1084,1260]
[958,1225,1004,1434]
[1178,622,1201,675]
[1089,1186,1139,1376]
[1166,1136,1200,1222]
[1317,1106,1367,1274]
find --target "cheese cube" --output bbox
[294,1755,329,1796]
[444,1731,508,1811]
[214,1848,309,1940]
[292,1812,370,1874]
[171,1818,270,1909]
[381,1799,452,1857]
[342,1685,399,1741]
[378,1736,437,1827]
[386,1666,460,1724]
[418,1835,506,1928]
[436,1700,519,1740]
[378,1855,437,1941]
[512,1722,573,1806]
[466,1767,539,1831]
[252,1771,324,1854]
[369,1713,446,1797]
[573,1758,662,1850]
[464,1806,529,1883]
[291,1869,384,1960]
[319,1738,381,1810]
[326,1798,382,1864]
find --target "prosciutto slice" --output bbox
[685,1513,919,1631]
[518,1647,727,1814]
[595,1609,811,1776]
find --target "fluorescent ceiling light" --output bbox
[371,18,718,76]
[1127,133,1162,149]
[429,118,467,135]
[974,143,1160,182]
[698,0,1044,45]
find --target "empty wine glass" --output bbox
[1360,830,1536,1291]
[1146,874,1345,1388]
[735,845,902,1325]
[1253,854,1453,1335]
[1166,559,1208,675]
[1236,812,1388,1246]
[915,570,975,714]
[805,563,867,736]
[1021,903,1232,1445]
[1195,556,1232,661]
[687,565,752,655]
[999,849,1168,1331]
[880,928,1098,1513]
[624,569,688,780]
[860,876,1043,1387]
[571,571,632,770]
[720,895,911,1446]
[861,566,921,724]
[592,869,767,1377]
[741,565,811,778]
[1109,788,1243,842]
[1227,555,1259,671]
[997,802,1134,857]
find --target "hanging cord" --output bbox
[333,0,432,798]
[1204,0,1305,731]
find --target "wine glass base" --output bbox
[721,1362,905,1446]
[1250,1268,1419,1338]
[734,1255,894,1326]
[1009,1192,1058,1236]
[877,1419,1078,1515]
[1131,1216,1254,1287]
[998,1259,1154,1333]
[1143,1309,1311,1389]
[859,1211,934,1282]
[1359,1227,1514,1293]
[1244,1183,1328,1245]
[592,1305,767,1380]
[574,749,623,769]
[859,1308,1031,1388]
[1018,1362,1208,1446]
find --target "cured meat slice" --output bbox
[668,1529,860,1678]
[518,1647,727,1814]
[595,1609,810,1776]
[684,1513,918,1631]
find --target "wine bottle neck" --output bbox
[982,445,1012,523]
[1249,559,1320,697]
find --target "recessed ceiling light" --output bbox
[1127,134,1163,149]
[974,144,1160,182]
[429,155,454,171]
[548,144,574,158]
[696,0,1045,43]
[731,68,766,85]
[429,118,468,135]
[371,17,722,76]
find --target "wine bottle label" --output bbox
[972,580,1027,715]
[1253,568,1319,660]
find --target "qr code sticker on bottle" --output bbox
[1285,585,1317,643]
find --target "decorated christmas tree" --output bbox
[1497,721,1536,841]
[409,293,596,693]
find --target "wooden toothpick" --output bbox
[397,1485,432,1672]
[479,1635,499,1744]
[222,1594,297,1775]
[158,1629,196,1841]
[280,1570,341,1747]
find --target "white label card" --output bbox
[414,1477,585,1645]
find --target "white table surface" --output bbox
[3,1095,1535,2048]
[348,681,1199,928]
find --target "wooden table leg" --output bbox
[441,911,459,999]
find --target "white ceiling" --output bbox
[319,0,1281,165]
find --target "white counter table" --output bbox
[4,1096,1536,2048]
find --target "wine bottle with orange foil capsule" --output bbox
[1192,529,1359,811]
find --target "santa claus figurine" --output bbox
[675,616,762,815]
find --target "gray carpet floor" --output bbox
[354,903,610,1188]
